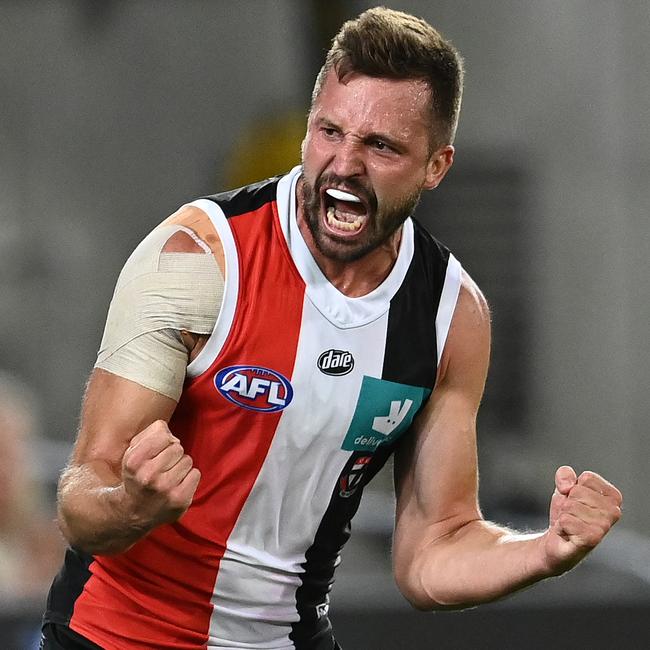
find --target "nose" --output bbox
[329,137,366,178]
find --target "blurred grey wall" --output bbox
[1,0,648,541]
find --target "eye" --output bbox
[321,126,339,138]
[371,139,395,153]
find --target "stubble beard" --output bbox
[300,173,422,263]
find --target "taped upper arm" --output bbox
[95,212,224,401]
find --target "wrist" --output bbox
[524,530,561,579]
[107,483,155,538]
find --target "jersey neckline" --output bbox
[276,166,415,330]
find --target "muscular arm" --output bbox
[57,370,199,555]
[392,271,622,610]
[57,222,217,555]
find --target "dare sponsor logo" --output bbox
[317,349,354,376]
[215,365,293,413]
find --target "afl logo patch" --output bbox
[215,365,293,412]
[317,349,354,376]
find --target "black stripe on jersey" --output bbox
[290,221,452,648]
[43,548,94,627]
[289,450,369,650]
[289,443,401,649]
[202,174,281,219]
[382,219,450,390]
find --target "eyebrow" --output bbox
[315,117,405,152]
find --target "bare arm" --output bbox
[57,369,201,555]
[392,271,622,610]
[57,227,213,556]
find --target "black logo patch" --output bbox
[317,349,354,376]
[339,456,372,498]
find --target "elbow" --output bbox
[394,562,450,612]
[56,474,133,556]
[396,578,476,612]
[393,546,479,613]
[57,510,131,556]
[395,576,460,612]
[55,502,98,555]
[398,588,440,612]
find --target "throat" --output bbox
[310,235,403,298]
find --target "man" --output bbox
[42,7,622,650]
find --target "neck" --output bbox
[295,178,402,298]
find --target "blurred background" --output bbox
[1,1,649,648]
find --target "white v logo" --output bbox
[372,399,414,436]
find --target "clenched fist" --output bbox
[121,420,201,530]
[541,465,622,575]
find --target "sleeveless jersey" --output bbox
[44,166,462,649]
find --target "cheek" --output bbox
[376,164,425,197]
[301,140,321,179]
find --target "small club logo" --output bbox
[215,365,293,412]
[339,455,372,498]
[315,602,329,618]
[317,349,354,376]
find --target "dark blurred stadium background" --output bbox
[1,1,649,648]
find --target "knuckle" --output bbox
[586,530,602,547]
[167,487,191,511]
[150,419,170,435]
[138,470,156,489]
[123,454,137,474]
[577,471,594,484]
[151,474,170,494]
[180,454,193,470]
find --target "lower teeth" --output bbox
[326,206,362,232]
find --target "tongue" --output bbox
[333,198,365,217]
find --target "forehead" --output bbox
[312,70,432,140]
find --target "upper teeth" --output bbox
[326,188,361,203]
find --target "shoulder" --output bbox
[456,270,490,328]
[437,269,491,390]
[114,204,225,283]
[203,174,284,219]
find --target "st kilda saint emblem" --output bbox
[339,455,372,498]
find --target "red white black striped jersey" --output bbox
[44,166,462,649]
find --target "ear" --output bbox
[423,145,455,190]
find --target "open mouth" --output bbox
[322,187,369,235]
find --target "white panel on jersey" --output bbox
[207,296,390,648]
[435,253,462,365]
[185,199,240,378]
[277,166,415,329]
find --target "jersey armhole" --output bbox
[184,199,240,378]
[435,253,462,366]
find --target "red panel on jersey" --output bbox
[70,200,306,649]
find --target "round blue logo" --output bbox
[214,365,294,412]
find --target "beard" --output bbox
[300,172,422,263]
